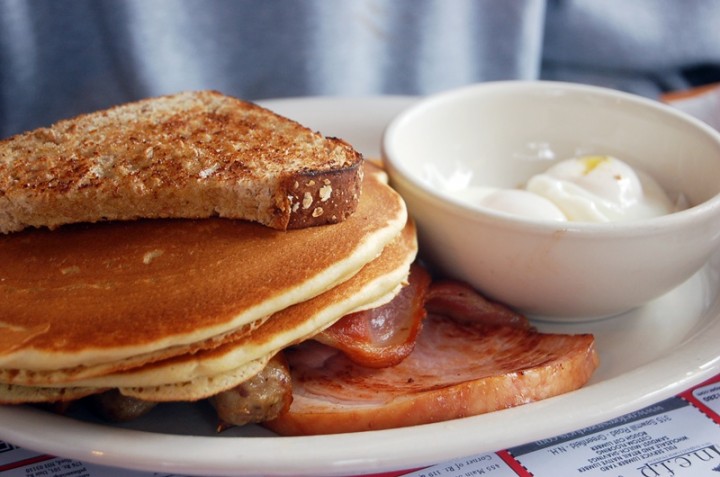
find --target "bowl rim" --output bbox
[381,80,720,236]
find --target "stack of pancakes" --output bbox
[0,164,417,405]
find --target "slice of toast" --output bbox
[0,90,363,233]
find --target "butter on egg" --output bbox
[579,155,609,174]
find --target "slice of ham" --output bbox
[313,264,430,368]
[265,314,599,435]
[425,280,530,329]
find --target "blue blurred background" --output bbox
[2,0,719,138]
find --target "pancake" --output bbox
[0,357,268,405]
[0,219,417,403]
[0,165,406,372]
[0,320,264,386]
[0,383,108,404]
[118,356,271,402]
[22,219,416,389]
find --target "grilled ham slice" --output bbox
[425,280,531,329]
[265,310,598,435]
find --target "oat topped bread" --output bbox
[0,90,364,234]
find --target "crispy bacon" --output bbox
[313,264,431,368]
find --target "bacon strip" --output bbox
[313,264,430,368]
[265,315,599,435]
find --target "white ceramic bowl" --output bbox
[382,81,720,320]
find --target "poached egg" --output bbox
[455,156,678,223]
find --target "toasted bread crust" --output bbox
[0,90,363,233]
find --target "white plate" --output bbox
[1,97,720,477]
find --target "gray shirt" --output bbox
[2,0,719,138]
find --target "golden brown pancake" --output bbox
[0,165,406,373]
[0,383,109,405]
[0,218,417,403]
[50,219,414,388]
[117,356,271,402]
[0,357,269,405]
